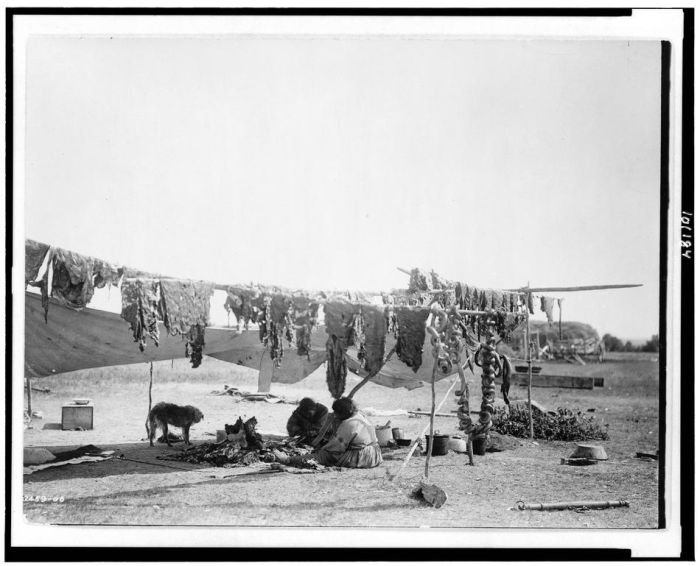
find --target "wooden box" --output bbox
[62,404,94,430]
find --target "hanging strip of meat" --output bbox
[291,295,320,356]
[408,268,432,293]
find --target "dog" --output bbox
[146,402,204,447]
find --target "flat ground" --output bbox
[22,352,660,528]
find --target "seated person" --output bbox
[286,397,329,443]
[275,397,382,469]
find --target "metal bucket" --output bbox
[472,436,487,455]
[391,427,404,440]
[426,434,450,456]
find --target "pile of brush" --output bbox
[159,416,319,468]
[491,405,609,441]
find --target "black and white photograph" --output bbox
[7,6,690,560]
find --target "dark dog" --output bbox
[146,402,204,447]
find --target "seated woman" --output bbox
[275,397,382,469]
[286,397,329,444]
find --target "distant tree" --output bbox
[623,340,635,352]
[641,334,660,353]
[602,333,624,352]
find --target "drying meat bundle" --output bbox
[224,286,263,329]
[185,325,206,368]
[291,296,320,356]
[257,294,295,367]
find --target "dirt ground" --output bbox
[22,353,660,528]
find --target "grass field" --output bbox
[22,353,660,528]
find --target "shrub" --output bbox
[491,404,609,441]
[641,334,660,353]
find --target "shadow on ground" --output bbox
[24,441,208,483]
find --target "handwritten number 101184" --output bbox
[681,211,692,259]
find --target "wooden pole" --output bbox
[558,299,563,340]
[146,362,154,438]
[424,355,439,480]
[148,362,153,412]
[506,283,643,293]
[525,285,534,441]
[26,376,32,416]
[347,347,397,398]
[389,375,459,481]
[257,346,274,393]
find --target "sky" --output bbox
[23,36,662,339]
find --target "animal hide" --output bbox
[527,292,535,315]
[323,301,359,398]
[224,286,262,328]
[159,279,214,336]
[120,278,161,351]
[49,248,97,310]
[500,354,513,405]
[540,296,556,325]
[395,307,430,372]
[93,259,122,289]
[356,305,387,377]
[158,280,214,367]
[25,240,50,285]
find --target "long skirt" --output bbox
[316,443,383,468]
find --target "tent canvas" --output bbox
[25,291,462,389]
[24,291,243,378]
